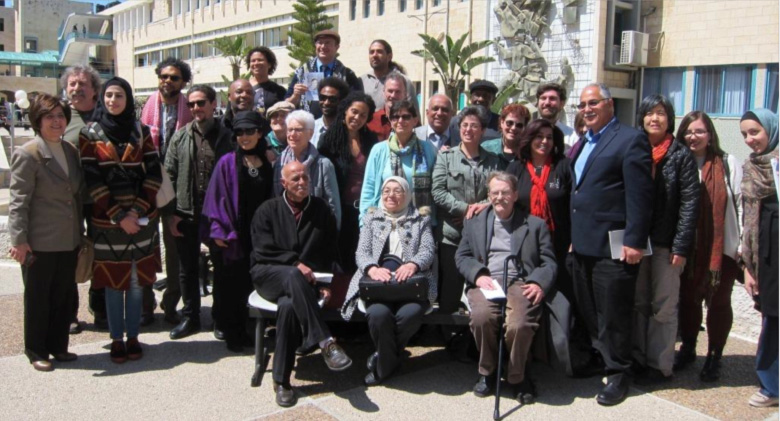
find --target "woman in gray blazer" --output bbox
[8,94,83,372]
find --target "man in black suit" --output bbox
[569,83,653,406]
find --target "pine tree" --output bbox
[287,0,333,70]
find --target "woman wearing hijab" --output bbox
[317,92,378,273]
[739,108,779,408]
[272,110,341,229]
[342,177,436,386]
[202,111,274,352]
[675,111,743,382]
[79,77,162,364]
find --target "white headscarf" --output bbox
[380,176,412,220]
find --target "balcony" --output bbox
[58,13,114,66]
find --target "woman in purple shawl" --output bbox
[202,111,273,352]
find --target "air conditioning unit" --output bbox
[618,31,648,67]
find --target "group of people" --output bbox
[7,30,778,411]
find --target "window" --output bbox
[605,1,639,68]
[0,44,4,52]
[642,68,685,115]
[150,50,160,65]
[364,0,371,18]
[433,0,441,6]
[399,0,406,12]
[136,53,148,67]
[766,64,778,113]
[0,18,4,32]
[694,65,753,116]
[429,80,439,95]
[415,0,423,10]
[24,38,37,53]
[378,0,384,15]
[350,0,356,20]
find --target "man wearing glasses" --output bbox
[367,73,408,141]
[285,30,362,117]
[165,85,236,340]
[415,94,455,151]
[140,57,194,327]
[568,83,653,406]
[310,77,349,148]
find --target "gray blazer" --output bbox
[8,136,83,251]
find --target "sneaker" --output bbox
[322,340,352,371]
[126,338,143,361]
[749,390,779,407]
[110,340,127,364]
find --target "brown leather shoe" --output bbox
[32,360,53,372]
[53,352,78,362]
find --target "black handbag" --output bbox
[359,255,429,303]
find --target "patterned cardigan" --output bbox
[79,122,162,290]
[341,206,437,320]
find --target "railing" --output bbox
[59,32,114,59]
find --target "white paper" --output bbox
[480,278,507,302]
[608,229,652,260]
[303,72,324,103]
[314,272,333,284]
[137,217,149,226]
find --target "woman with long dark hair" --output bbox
[318,92,377,272]
[202,111,274,352]
[79,77,162,363]
[675,111,743,383]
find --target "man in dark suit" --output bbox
[456,171,558,404]
[569,83,653,406]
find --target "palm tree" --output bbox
[212,35,250,81]
[411,33,495,107]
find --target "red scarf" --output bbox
[651,134,673,178]
[526,157,555,233]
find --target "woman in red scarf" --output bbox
[631,95,700,385]
[674,111,744,383]
[507,119,573,302]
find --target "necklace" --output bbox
[244,156,261,177]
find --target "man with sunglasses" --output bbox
[310,77,349,148]
[165,85,236,340]
[140,57,194,327]
[568,83,653,406]
[285,30,362,117]
[367,73,408,141]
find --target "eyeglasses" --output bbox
[503,120,524,129]
[488,190,513,199]
[159,74,182,82]
[389,114,414,122]
[684,129,708,138]
[187,100,207,109]
[576,98,608,110]
[319,94,339,103]
[235,128,258,137]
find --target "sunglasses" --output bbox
[159,74,182,82]
[389,114,414,122]
[576,98,608,110]
[503,120,524,129]
[319,94,339,103]
[187,100,207,108]
[235,128,258,137]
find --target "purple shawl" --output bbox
[201,152,243,263]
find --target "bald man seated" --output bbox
[250,161,351,408]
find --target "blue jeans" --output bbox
[757,316,779,397]
[105,261,142,340]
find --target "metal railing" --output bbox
[59,32,114,59]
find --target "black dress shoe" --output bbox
[364,370,383,387]
[473,373,497,398]
[53,352,78,362]
[597,374,630,406]
[513,378,537,404]
[213,326,225,341]
[170,317,201,340]
[367,352,379,372]
[69,321,83,335]
[700,352,722,382]
[153,278,168,291]
[139,314,155,327]
[322,341,352,371]
[273,382,297,407]
[296,342,318,356]
[673,343,696,371]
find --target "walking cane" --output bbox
[494,254,517,421]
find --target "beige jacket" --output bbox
[8,136,83,251]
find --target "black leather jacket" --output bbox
[649,139,700,256]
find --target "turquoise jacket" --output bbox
[359,138,439,226]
